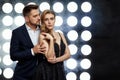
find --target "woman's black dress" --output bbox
[34,35,66,80]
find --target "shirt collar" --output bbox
[25,24,40,31]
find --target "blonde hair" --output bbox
[40,10,56,41]
[40,9,55,33]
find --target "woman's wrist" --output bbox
[55,58,59,63]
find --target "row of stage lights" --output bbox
[0,1,92,80]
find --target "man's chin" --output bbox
[37,24,40,26]
[36,23,40,26]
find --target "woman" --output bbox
[34,10,70,80]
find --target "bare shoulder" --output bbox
[58,32,65,38]
[40,34,45,39]
[58,32,67,43]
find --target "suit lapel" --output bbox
[21,25,34,47]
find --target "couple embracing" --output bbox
[10,4,70,80]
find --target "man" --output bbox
[10,4,46,80]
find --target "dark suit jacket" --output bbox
[10,24,42,80]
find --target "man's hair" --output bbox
[22,4,39,17]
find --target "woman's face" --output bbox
[43,13,55,30]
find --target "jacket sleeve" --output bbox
[10,30,34,61]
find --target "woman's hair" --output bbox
[40,9,56,41]
[40,9,56,33]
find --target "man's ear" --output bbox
[25,16,29,23]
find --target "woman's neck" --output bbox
[49,29,54,34]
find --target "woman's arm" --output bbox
[39,34,48,55]
[41,33,55,60]
[55,33,71,62]
[48,33,71,64]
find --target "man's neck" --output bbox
[26,23,37,31]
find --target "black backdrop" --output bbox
[90,0,120,80]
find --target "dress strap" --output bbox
[58,32,62,40]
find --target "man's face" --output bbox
[26,9,40,26]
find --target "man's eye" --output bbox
[50,18,54,20]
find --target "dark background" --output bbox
[90,0,120,80]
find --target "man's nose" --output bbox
[38,16,40,20]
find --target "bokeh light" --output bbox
[2,42,10,53]
[66,72,77,80]
[0,56,1,63]
[2,16,13,26]
[14,3,25,13]
[53,2,64,13]
[80,72,91,80]
[3,55,13,66]
[2,3,13,14]
[66,58,77,70]
[81,2,92,13]
[0,68,2,75]
[3,68,14,79]
[14,16,25,27]
[68,44,78,55]
[67,30,78,41]
[81,16,92,27]
[81,44,92,56]
[2,29,12,40]
[39,2,50,12]
[55,16,63,26]
[67,2,78,12]
[67,16,78,27]
[80,58,91,69]
[81,30,92,41]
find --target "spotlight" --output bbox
[3,68,14,79]
[2,29,12,40]
[68,44,78,55]
[14,16,25,27]
[2,42,10,53]
[66,72,77,80]
[81,44,92,56]
[80,72,91,80]
[66,58,77,70]
[81,2,92,13]
[0,68,2,75]
[67,30,78,41]
[67,16,78,27]
[80,58,91,69]
[2,3,13,14]
[14,3,25,13]
[39,2,50,12]
[3,55,13,66]
[2,16,13,26]
[81,30,92,41]
[53,2,64,13]
[55,16,63,26]
[67,2,78,13]
[81,16,92,27]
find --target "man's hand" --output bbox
[32,42,46,54]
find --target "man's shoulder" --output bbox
[13,24,26,31]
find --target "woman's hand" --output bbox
[47,56,57,64]
[41,32,53,40]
